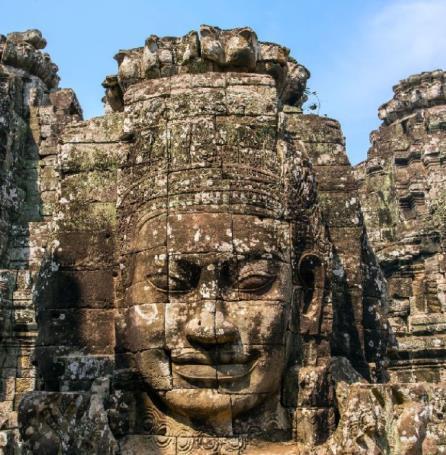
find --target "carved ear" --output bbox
[298,252,325,336]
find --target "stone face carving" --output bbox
[0,25,445,454]
[111,27,336,444]
[124,214,294,419]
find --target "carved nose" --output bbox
[214,310,237,344]
[185,308,237,346]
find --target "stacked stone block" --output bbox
[33,112,126,395]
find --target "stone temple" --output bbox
[0,26,445,454]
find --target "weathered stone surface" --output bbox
[1,31,59,88]
[356,70,446,383]
[6,30,47,50]
[18,379,118,454]
[0,26,444,454]
[0,28,82,450]
[108,25,309,112]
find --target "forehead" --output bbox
[132,212,291,256]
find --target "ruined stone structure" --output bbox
[355,71,446,384]
[0,29,82,449]
[0,26,444,454]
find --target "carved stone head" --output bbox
[114,27,330,438]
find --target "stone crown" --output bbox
[378,69,446,124]
[0,29,59,89]
[103,25,310,110]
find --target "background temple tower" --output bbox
[355,70,446,382]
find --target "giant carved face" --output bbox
[123,211,294,422]
[116,69,324,428]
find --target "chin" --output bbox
[162,388,231,420]
[160,382,279,421]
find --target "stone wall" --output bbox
[355,70,446,383]
[33,113,125,395]
[282,113,389,382]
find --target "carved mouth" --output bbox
[173,361,257,382]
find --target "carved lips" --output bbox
[173,361,258,383]
[171,350,258,384]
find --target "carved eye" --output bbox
[235,258,278,293]
[236,271,276,292]
[146,273,169,292]
[168,274,195,293]
[168,261,201,293]
[143,260,201,294]
[146,271,200,294]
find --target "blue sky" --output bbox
[1,0,445,164]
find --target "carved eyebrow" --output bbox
[131,249,287,267]
[237,250,286,263]
[168,250,287,266]
[129,213,168,251]
[169,252,235,266]
[135,212,167,229]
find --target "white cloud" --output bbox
[369,0,446,79]
[320,0,446,162]
[345,0,446,108]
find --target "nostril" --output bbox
[185,316,215,345]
